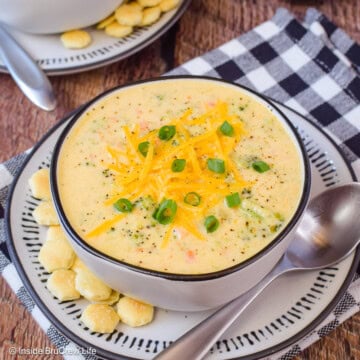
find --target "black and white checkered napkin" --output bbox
[1,7,359,360]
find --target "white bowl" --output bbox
[0,0,123,34]
[51,76,311,311]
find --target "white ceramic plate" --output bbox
[0,0,191,76]
[6,101,359,360]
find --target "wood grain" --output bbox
[1,0,360,359]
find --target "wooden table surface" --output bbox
[1,0,359,359]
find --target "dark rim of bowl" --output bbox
[50,75,311,281]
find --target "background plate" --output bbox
[6,103,359,360]
[0,0,190,76]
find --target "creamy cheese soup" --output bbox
[57,79,304,274]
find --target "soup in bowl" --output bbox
[51,77,310,311]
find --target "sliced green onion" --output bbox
[114,198,133,213]
[252,160,270,173]
[158,125,176,141]
[207,158,225,174]
[225,192,241,208]
[219,121,234,136]
[275,212,284,221]
[171,159,186,172]
[204,215,219,233]
[138,141,150,157]
[153,199,177,225]
[184,192,201,206]
[270,224,282,233]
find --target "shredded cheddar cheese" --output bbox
[86,214,126,237]
[161,224,174,248]
[86,102,247,246]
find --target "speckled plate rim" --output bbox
[0,0,191,76]
[4,99,359,360]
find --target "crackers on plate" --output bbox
[47,269,81,301]
[117,296,154,327]
[38,226,75,272]
[60,30,92,49]
[61,0,181,48]
[75,268,112,302]
[28,168,51,200]
[30,168,156,333]
[32,201,59,226]
[81,304,119,333]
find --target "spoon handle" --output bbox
[155,257,292,360]
[0,24,56,111]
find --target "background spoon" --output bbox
[0,23,56,111]
[155,182,360,360]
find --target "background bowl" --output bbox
[51,76,311,311]
[0,0,123,34]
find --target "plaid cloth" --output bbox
[1,7,360,360]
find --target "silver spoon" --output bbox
[155,182,360,360]
[0,23,56,111]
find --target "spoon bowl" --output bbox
[288,182,360,269]
[156,182,360,360]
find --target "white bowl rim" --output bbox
[50,75,311,281]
